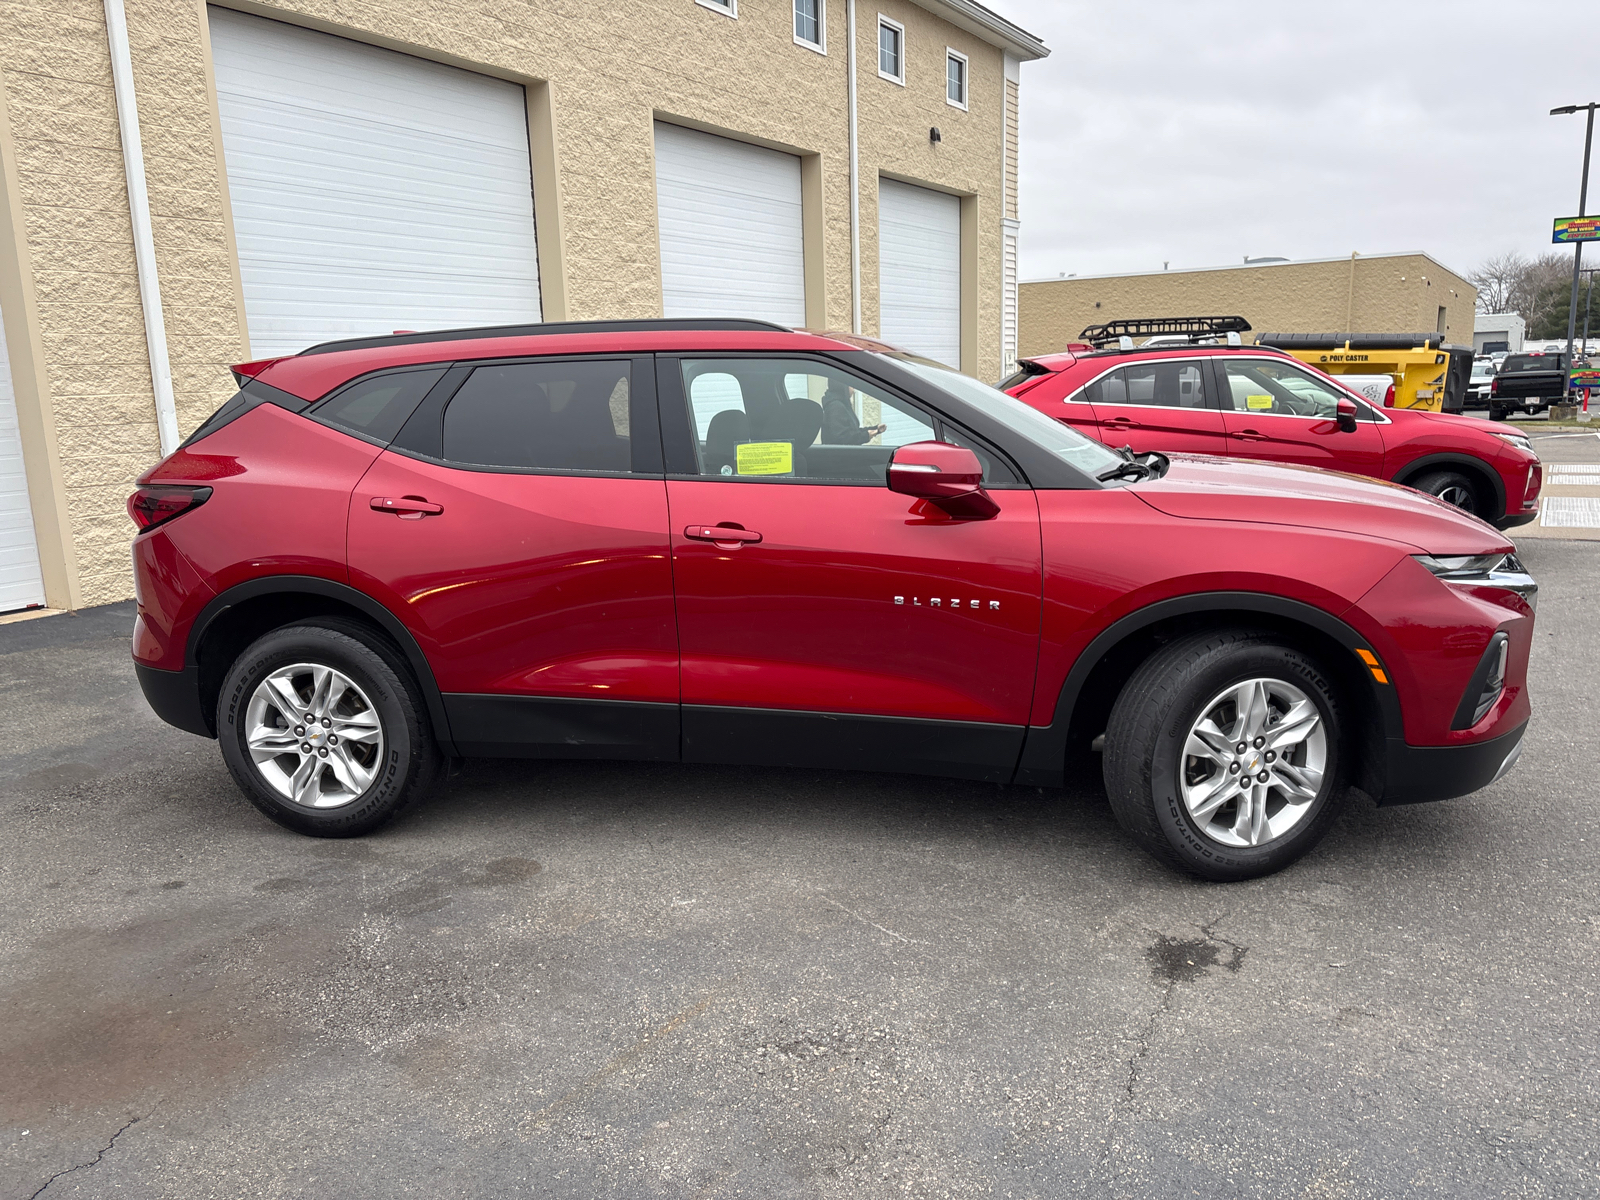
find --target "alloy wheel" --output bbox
[1434,484,1476,513]
[1179,677,1328,848]
[244,663,385,808]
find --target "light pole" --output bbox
[1552,102,1597,404]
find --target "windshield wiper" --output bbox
[1096,446,1169,483]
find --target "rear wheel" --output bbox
[1410,468,1484,517]
[217,620,440,836]
[1488,406,1509,421]
[1102,631,1348,881]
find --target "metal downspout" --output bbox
[847,0,861,334]
[104,0,178,455]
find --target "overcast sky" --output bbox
[997,0,1596,283]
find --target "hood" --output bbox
[1129,454,1514,555]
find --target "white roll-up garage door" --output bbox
[209,8,541,358]
[878,178,961,368]
[0,296,46,614]
[654,123,805,326]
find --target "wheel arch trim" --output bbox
[186,575,456,754]
[1014,591,1403,788]
[1391,452,1507,519]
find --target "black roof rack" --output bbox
[1078,315,1252,348]
[299,317,792,356]
[1256,332,1441,351]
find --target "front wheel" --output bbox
[1102,631,1348,881]
[1410,468,1483,517]
[217,620,441,836]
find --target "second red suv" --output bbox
[1003,342,1542,528]
[131,320,1535,880]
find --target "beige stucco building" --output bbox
[0,0,1046,611]
[1018,252,1478,359]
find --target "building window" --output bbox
[945,49,967,109]
[696,0,736,17]
[794,0,824,50]
[878,16,904,84]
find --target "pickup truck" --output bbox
[1489,352,1568,420]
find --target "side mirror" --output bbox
[887,441,1000,519]
[1335,397,1358,433]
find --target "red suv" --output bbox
[1002,342,1543,528]
[130,320,1535,880]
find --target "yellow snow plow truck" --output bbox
[1255,332,1473,414]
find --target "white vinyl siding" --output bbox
[209,8,541,358]
[0,294,46,613]
[653,123,806,326]
[877,179,961,368]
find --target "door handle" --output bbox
[371,495,444,519]
[1103,415,1141,426]
[684,524,762,545]
[1231,430,1268,441]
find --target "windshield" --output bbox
[885,354,1125,478]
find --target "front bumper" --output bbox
[1378,721,1526,805]
[135,662,213,738]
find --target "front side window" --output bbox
[1219,359,1349,419]
[794,0,821,47]
[442,360,632,472]
[681,357,1014,485]
[946,51,967,107]
[878,18,903,81]
[1085,361,1208,409]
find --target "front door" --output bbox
[347,355,680,759]
[661,355,1043,781]
[1215,357,1386,476]
[1085,358,1230,456]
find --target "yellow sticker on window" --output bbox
[1245,394,1275,410]
[735,441,794,475]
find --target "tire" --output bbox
[217,619,441,836]
[1488,406,1508,421]
[1410,468,1483,517]
[1102,631,1348,881]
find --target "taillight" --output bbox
[128,485,212,532]
[1490,377,1499,396]
[1383,383,1395,408]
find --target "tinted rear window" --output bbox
[312,369,445,444]
[443,360,633,473]
[1501,355,1563,373]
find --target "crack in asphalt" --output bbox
[1096,925,1251,1191]
[29,1110,151,1199]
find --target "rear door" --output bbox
[1085,358,1229,456]
[347,355,679,759]
[1215,356,1386,476]
[660,354,1043,781]
[1011,370,1101,439]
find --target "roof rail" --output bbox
[1256,332,1441,351]
[1078,315,1251,348]
[299,317,792,356]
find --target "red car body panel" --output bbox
[127,324,1535,812]
[347,453,679,703]
[1008,347,1541,523]
[666,479,1043,724]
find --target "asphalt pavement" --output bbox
[3,532,1598,1197]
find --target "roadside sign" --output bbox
[1573,368,1600,388]
[1553,215,1600,243]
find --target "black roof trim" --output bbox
[299,318,792,356]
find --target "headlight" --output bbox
[1492,431,1533,450]
[1414,552,1537,609]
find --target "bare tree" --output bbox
[1470,252,1528,315]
